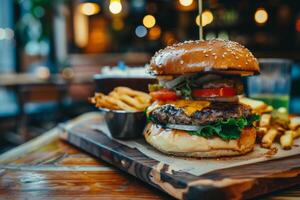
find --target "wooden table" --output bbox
[0,113,300,200]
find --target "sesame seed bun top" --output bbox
[148,39,260,76]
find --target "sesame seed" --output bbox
[205,54,209,57]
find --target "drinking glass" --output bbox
[247,58,292,110]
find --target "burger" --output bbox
[144,39,260,158]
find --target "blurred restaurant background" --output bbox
[0,0,300,151]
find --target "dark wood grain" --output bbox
[61,113,300,200]
[0,170,172,199]
[0,112,300,200]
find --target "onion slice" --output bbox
[162,74,195,89]
[166,124,200,131]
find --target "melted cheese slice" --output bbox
[168,100,210,116]
[147,100,210,116]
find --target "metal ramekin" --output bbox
[99,108,146,139]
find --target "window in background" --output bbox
[0,0,15,72]
[0,0,18,117]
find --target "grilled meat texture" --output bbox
[150,103,252,125]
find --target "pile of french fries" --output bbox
[90,87,151,112]
[258,114,300,150]
[240,97,300,150]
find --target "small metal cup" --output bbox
[99,108,146,139]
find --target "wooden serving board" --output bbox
[60,114,300,200]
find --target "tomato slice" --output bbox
[150,89,179,101]
[192,87,236,98]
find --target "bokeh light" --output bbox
[179,0,193,7]
[62,68,74,79]
[74,6,89,48]
[33,6,45,18]
[135,25,147,38]
[35,66,50,79]
[0,28,14,40]
[132,0,145,10]
[109,0,122,15]
[4,28,14,40]
[218,31,229,40]
[296,19,300,32]
[148,26,161,40]
[79,2,100,16]
[196,10,214,26]
[0,28,5,40]
[143,15,156,28]
[254,8,268,24]
[205,32,216,40]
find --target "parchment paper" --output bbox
[93,123,300,176]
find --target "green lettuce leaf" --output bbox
[173,79,192,99]
[188,125,221,138]
[188,114,260,140]
[144,107,152,123]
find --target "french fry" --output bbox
[275,125,286,132]
[114,87,151,100]
[105,94,137,111]
[257,127,268,138]
[280,130,293,150]
[292,128,300,139]
[260,114,271,127]
[108,91,121,99]
[264,105,274,113]
[115,101,137,111]
[240,97,300,150]
[278,107,288,113]
[261,128,279,148]
[105,87,151,111]
[119,94,147,110]
[239,97,273,114]
[135,95,151,104]
[100,95,120,110]
[289,117,300,130]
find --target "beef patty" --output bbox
[150,103,252,125]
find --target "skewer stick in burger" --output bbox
[144,39,260,158]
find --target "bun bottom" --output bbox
[144,123,256,158]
